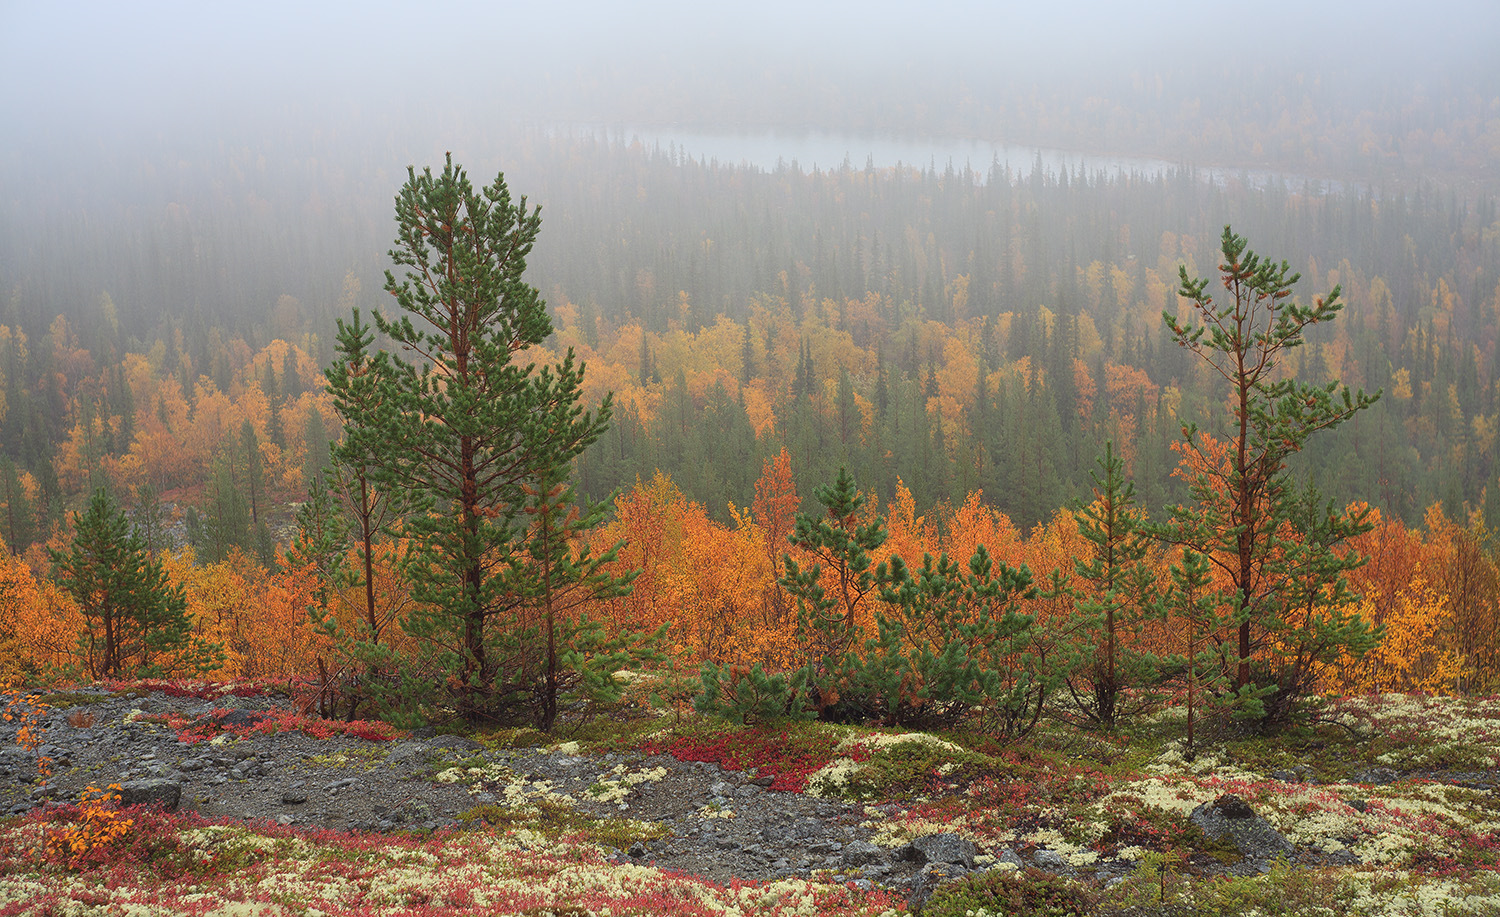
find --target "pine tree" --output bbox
[779,467,887,718]
[871,545,1045,735]
[1056,442,1162,729]
[347,155,615,725]
[53,488,219,678]
[1161,226,1381,728]
[499,459,643,732]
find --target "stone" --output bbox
[841,840,885,866]
[215,709,266,729]
[994,847,1024,870]
[908,861,970,912]
[1190,797,1293,860]
[1212,793,1255,819]
[1354,767,1399,786]
[427,735,484,753]
[899,832,978,869]
[118,778,182,812]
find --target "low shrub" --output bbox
[923,867,1097,917]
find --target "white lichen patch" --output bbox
[696,804,737,819]
[586,764,669,803]
[838,731,964,755]
[433,760,510,794]
[806,757,862,798]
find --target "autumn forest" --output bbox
[0,117,1494,716]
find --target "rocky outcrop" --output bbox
[1190,793,1294,867]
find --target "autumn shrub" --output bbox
[39,785,191,873]
[922,867,1096,917]
[144,706,402,744]
[3,693,52,784]
[65,709,95,728]
[640,723,843,792]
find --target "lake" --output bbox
[554,123,1349,194]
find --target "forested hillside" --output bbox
[3,132,1498,539]
[0,130,1497,702]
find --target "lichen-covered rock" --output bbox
[1190,795,1293,860]
[118,778,181,812]
[900,832,978,869]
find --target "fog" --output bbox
[6,1,1496,147]
[2,0,1498,331]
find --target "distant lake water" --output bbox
[555,124,1351,194]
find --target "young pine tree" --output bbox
[1055,442,1163,730]
[53,489,219,678]
[499,460,645,732]
[1161,226,1380,728]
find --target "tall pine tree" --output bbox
[347,155,619,725]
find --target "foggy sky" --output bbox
[5,0,1497,142]
[3,0,1498,330]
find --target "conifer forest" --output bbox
[3,4,1500,915]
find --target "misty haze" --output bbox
[2,2,1500,914]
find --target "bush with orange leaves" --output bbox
[42,785,135,872]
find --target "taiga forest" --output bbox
[2,3,1500,915]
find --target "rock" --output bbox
[1190,796,1293,860]
[899,832,977,869]
[382,742,430,769]
[1354,767,1399,786]
[427,735,484,753]
[118,778,181,812]
[1212,793,1255,818]
[215,710,266,729]
[841,840,885,866]
[994,847,1024,869]
[908,861,970,913]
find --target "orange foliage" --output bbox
[164,548,329,680]
[0,537,85,683]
